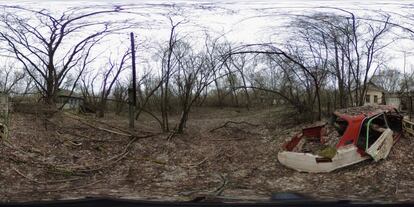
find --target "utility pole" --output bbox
[129,32,137,129]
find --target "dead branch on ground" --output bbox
[64,113,132,137]
[56,130,126,143]
[66,111,152,135]
[55,132,160,174]
[187,157,209,168]
[209,121,260,132]
[166,130,177,141]
[209,138,246,141]
[213,174,228,196]
[12,167,81,184]
[5,132,160,176]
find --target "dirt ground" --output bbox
[1,106,414,203]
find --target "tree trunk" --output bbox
[177,107,190,134]
[45,77,56,105]
[213,78,222,107]
[240,73,250,110]
[160,82,169,132]
[96,100,106,118]
[334,39,345,108]
[315,85,321,121]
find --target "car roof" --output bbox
[334,105,395,117]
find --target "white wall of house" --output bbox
[364,91,383,105]
[57,97,83,110]
[385,97,401,109]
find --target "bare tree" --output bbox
[173,41,216,134]
[96,49,130,117]
[113,81,128,115]
[0,5,129,105]
[328,9,391,106]
[159,16,185,131]
[134,72,165,129]
[221,11,392,121]
[371,67,402,93]
[230,53,251,109]
[80,48,130,117]
[204,33,225,107]
[80,71,99,113]
[0,60,25,94]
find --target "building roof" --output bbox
[351,82,386,93]
[366,82,386,93]
[57,89,83,98]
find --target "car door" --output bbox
[364,114,394,161]
[366,128,393,161]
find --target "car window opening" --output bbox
[385,111,403,133]
[332,115,348,137]
[357,114,388,150]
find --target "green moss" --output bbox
[317,146,337,159]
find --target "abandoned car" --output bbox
[278,105,403,173]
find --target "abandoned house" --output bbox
[354,82,385,106]
[384,93,402,110]
[56,89,84,110]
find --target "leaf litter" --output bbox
[0,107,413,203]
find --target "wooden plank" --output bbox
[403,118,414,137]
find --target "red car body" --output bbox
[279,105,403,173]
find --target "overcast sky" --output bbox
[2,0,414,76]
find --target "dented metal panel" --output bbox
[278,146,369,173]
[366,128,393,161]
[277,105,403,173]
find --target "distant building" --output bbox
[56,89,84,110]
[384,93,401,110]
[361,82,385,105]
[355,82,402,109]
